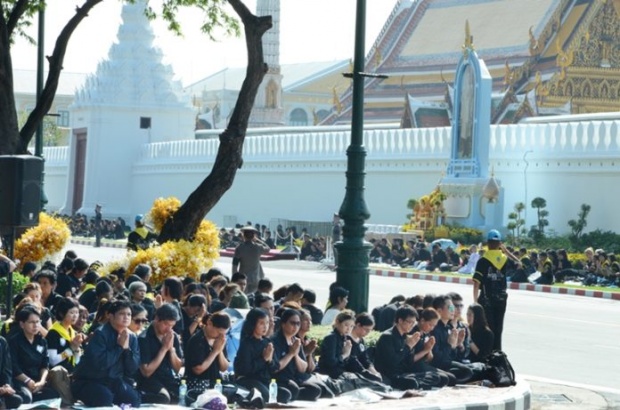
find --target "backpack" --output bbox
[484,350,516,387]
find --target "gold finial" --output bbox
[503,60,512,87]
[528,26,540,56]
[462,20,474,55]
[332,87,343,114]
[374,49,382,68]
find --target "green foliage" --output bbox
[0,272,30,307]
[506,202,526,245]
[529,197,549,242]
[306,325,381,356]
[144,0,241,39]
[568,204,591,247]
[577,229,620,254]
[17,110,66,146]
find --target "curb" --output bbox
[370,268,620,301]
[70,239,126,249]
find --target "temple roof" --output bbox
[324,0,611,125]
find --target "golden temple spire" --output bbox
[462,20,474,56]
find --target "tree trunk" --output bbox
[158,0,271,243]
[0,2,22,155]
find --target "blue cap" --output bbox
[487,229,501,241]
[135,214,144,223]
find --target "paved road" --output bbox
[71,244,620,394]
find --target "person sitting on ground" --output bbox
[80,278,113,314]
[319,310,389,394]
[535,251,554,285]
[371,295,405,332]
[20,261,37,280]
[0,335,22,409]
[76,271,100,312]
[296,310,317,372]
[129,304,149,335]
[373,305,422,390]
[9,306,59,404]
[248,278,273,307]
[56,258,89,298]
[211,283,241,313]
[466,304,494,363]
[129,281,156,321]
[156,277,184,336]
[35,270,63,315]
[274,283,304,312]
[72,299,141,408]
[181,294,208,347]
[46,297,84,406]
[254,293,277,337]
[447,292,470,363]
[391,239,407,266]
[348,313,383,381]
[230,273,250,309]
[408,307,450,389]
[22,283,53,337]
[127,214,158,251]
[445,247,461,271]
[270,309,324,401]
[321,287,349,326]
[426,243,448,271]
[136,304,184,404]
[73,305,90,334]
[301,290,323,325]
[185,312,231,399]
[234,308,292,404]
[125,263,154,294]
[264,230,276,249]
[430,296,472,385]
[207,276,229,312]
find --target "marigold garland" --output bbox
[14,213,71,268]
[100,197,220,285]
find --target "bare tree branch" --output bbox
[19,0,103,151]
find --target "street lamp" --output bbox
[335,0,374,314]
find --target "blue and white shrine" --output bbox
[439,23,504,232]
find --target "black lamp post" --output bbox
[35,6,47,209]
[335,0,372,314]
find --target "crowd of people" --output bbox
[0,240,505,409]
[61,214,127,240]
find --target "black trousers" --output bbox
[483,300,507,351]
[0,393,23,409]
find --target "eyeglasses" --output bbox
[288,321,301,326]
[134,319,149,324]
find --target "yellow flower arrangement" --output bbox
[149,197,182,232]
[14,213,71,268]
[100,197,220,285]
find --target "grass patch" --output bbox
[554,283,620,293]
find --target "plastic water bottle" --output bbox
[178,379,187,406]
[268,379,278,403]
[214,378,223,395]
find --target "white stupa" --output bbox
[62,0,195,218]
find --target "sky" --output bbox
[11,1,398,87]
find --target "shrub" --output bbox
[567,253,587,270]
[0,272,30,307]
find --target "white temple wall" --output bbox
[44,120,620,234]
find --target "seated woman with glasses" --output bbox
[270,309,322,401]
[129,304,149,335]
[9,306,59,404]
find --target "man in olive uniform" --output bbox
[473,229,508,351]
[232,226,270,294]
